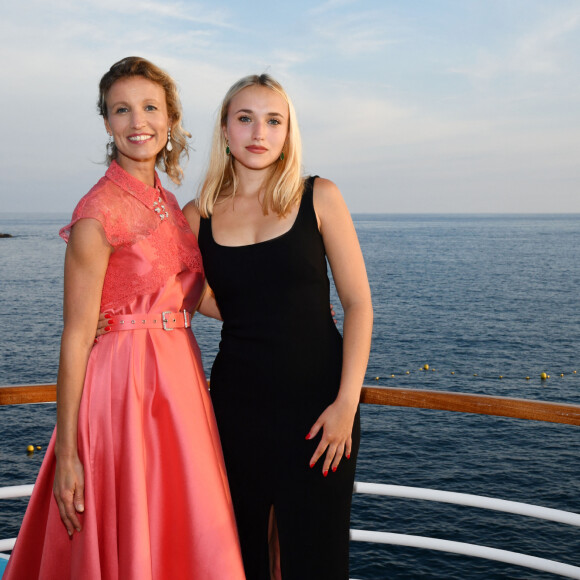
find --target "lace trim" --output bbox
[60,163,203,309]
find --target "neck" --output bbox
[232,162,272,199]
[116,157,157,187]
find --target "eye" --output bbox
[268,118,281,126]
[145,105,158,111]
[114,106,129,114]
[238,115,251,123]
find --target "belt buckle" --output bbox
[162,311,174,331]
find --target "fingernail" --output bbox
[323,470,328,477]
[104,312,111,317]
[305,433,311,440]
[77,504,84,512]
[68,530,73,537]
[332,466,337,472]
[104,326,111,332]
[107,319,114,324]
[309,463,315,469]
[346,454,351,459]
[94,339,98,344]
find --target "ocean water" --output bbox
[0,212,579,579]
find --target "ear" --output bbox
[104,118,112,135]
[222,124,228,142]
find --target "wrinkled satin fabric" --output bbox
[5,162,245,580]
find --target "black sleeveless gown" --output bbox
[198,176,361,580]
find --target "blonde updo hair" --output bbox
[98,56,191,185]
[197,74,304,217]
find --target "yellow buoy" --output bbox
[26,445,34,453]
[540,372,547,380]
[499,376,503,379]
[406,371,410,375]
[560,373,564,377]
[451,371,455,375]
[36,446,42,450]
[423,364,429,371]
[525,376,530,380]
[375,377,379,381]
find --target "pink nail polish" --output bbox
[346,454,351,459]
[305,433,311,440]
[94,339,98,344]
[310,463,315,469]
[107,319,114,324]
[104,326,111,332]
[332,466,337,472]
[323,470,328,477]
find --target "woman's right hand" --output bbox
[53,455,85,536]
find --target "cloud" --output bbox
[1,1,580,213]
[311,11,398,56]
[450,7,580,81]
[309,0,359,17]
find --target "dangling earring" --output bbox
[166,128,173,152]
[107,134,114,156]
[279,152,285,161]
[225,140,231,156]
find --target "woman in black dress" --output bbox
[183,74,373,580]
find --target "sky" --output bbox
[1,0,579,213]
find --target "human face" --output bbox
[104,76,170,179]
[224,85,289,172]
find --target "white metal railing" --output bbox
[2,385,579,578]
[351,482,580,579]
[0,485,34,553]
[2,482,580,578]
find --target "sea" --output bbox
[0,212,579,579]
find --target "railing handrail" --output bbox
[2,383,580,426]
[353,482,580,527]
[349,529,580,579]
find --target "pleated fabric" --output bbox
[4,162,245,580]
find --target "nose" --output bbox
[130,110,146,129]
[252,121,265,141]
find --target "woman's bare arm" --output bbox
[54,218,111,535]
[306,178,373,475]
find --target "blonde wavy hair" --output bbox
[98,56,191,185]
[197,74,304,217]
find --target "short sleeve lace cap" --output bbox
[59,161,174,248]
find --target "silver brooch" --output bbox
[153,197,169,220]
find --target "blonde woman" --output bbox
[183,74,373,580]
[5,57,245,580]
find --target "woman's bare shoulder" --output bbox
[182,200,201,236]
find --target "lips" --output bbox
[128,134,153,143]
[246,145,268,153]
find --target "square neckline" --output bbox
[208,178,312,249]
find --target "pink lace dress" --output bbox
[4,161,245,580]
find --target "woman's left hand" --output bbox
[95,312,113,339]
[306,398,357,476]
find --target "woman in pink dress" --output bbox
[4,57,245,580]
